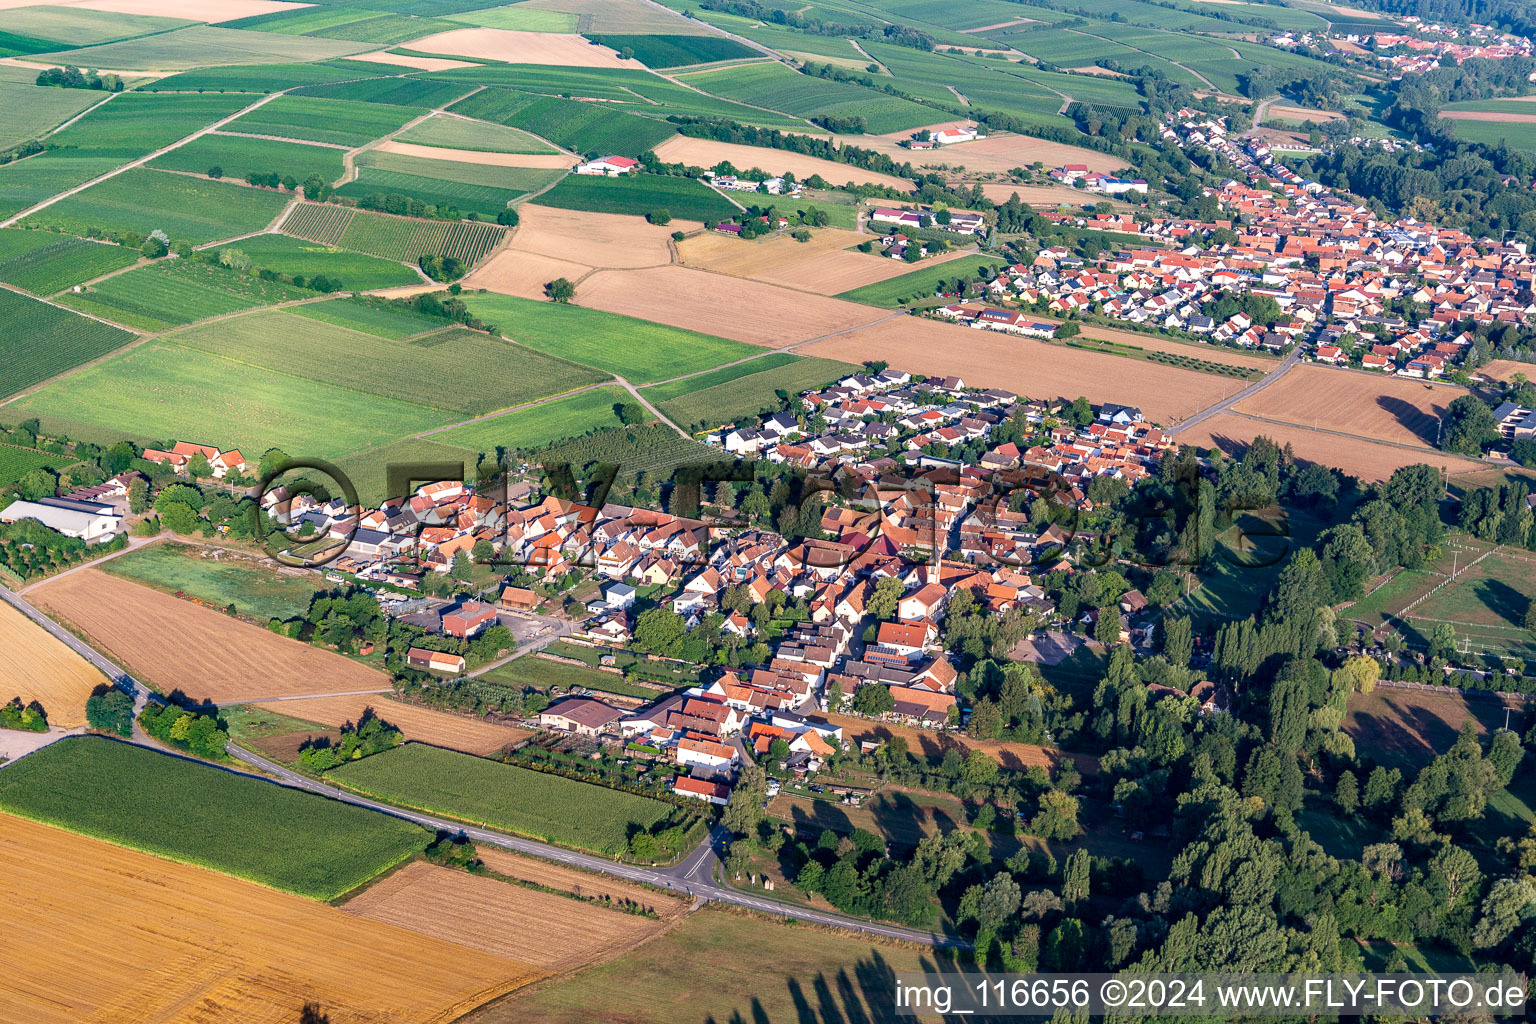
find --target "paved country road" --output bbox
[1168,344,1302,436]
[0,581,967,949]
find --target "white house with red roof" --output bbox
[575,156,639,176]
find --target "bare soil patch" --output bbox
[1233,364,1456,447]
[1270,103,1343,122]
[825,712,1097,774]
[1443,110,1536,124]
[0,599,104,727]
[254,692,532,756]
[0,813,539,1024]
[510,204,681,268]
[410,28,627,66]
[477,846,691,918]
[1177,411,1483,482]
[347,50,479,71]
[652,135,913,191]
[342,861,665,971]
[30,569,390,705]
[799,316,1245,422]
[576,265,880,346]
[463,249,593,299]
[372,140,574,169]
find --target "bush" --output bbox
[85,689,134,737]
[0,697,48,733]
[207,165,223,179]
[646,208,672,225]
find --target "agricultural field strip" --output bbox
[0,90,292,231]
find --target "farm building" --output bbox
[575,156,639,176]
[674,775,732,804]
[406,648,465,674]
[0,497,121,543]
[541,696,624,737]
[442,600,499,639]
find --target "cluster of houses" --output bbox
[142,440,249,479]
[1048,164,1149,195]
[1367,24,1535,76]
[702,170,802,197]
[871,206,986,237]
[900,123,980,149]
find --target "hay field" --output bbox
[372,140,574,169]
[347,50,479,71]
[0,813,539,1024]
[652,135,913,190]
[1270,103,1343,121]
[799,316,1245,422]
[576,265,880,346]
[477,845,690,918]
[256,693,532,755]
[30,570,390,705]
[509,204,682,268]
[342,861,665,970]
[410,27,627,66]
[463,249,593,298]
[0,600,104,727]
[1176,411,1483,482]
[1232,364,1455,447]
[825,712,1097,774]
[807,128,1122,177]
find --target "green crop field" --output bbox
[31,25,372,71]
[328,742,676,856]
[0,442,72,487]
[0,155,122,220]
[460,292,756,383]
[479,656,661,698]
[0,233,138,296]
[282,203,507,265]
[357,149,557,191]
[0,737,427,900]
[1444,116,1536,154]
[836,256,1007,306]
[59,258,311,333]
[0,289,135,400]
[533,422,716,479]
[532,173,735,221]
[587,33,758,68]
[678,62,941,133]
[655,355,858,430]
[46,92,256,161]
[448,5,579,30]
[2,6,190,45]
[225,95,423,148]
[212,234,422,290]
[394,113,559,154]
[14,339,455,460]
[0,80,105,150]
[137,62,372,94]
[448,88,677,157]
[331,437,477,506]
[295,76,472,108]
[167,309,607,416]
[149,133,346,185]
[281,202,353,245]
[432,384,633,454]
[25,169,290,248]
[337,167,546,218]
[103,542,322,621]
[289,295,448,339]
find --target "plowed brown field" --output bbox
[30,570,391,705]
[0,599,104,726]
[343,861,665,970]
[798,316,1246,422]
[0,813,539,1024]
[255,693,532,755]
[576,265,880,346]
[651,136,914,190]
[478,846,690,918]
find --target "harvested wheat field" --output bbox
[1443,110,1536,124]
[347,50,480,71]
[1270,104,1343,122]
[1176,412,1483,482]
[799,316,1245,422]
[512,204,681,268]
[255,693,532,755]
[677,226,864,276]
[30,569,390,704]
[0,813,539,1024]
[0,600,104,727]
[828,129,1122,177]
[577,265,880,346]
[759,247,986,294]
[463,248,593,298]
[373,140,574,169]
[411,28,627,66]
[1232,363,1456,447]
[652,135,913,190]
[1478,358,1532,382]
[825,713,1097,774]
[343,861,666,971]
[477,845,691,919]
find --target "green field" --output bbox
[835,256,1008,306]
[0,289,135,400]
[678,62,941,134]
[432,384,633,453]
[480,656,663,698]
[225,95,423,148]
[331,436,477,506]
[337,164,550,218]
[447,4,579,30]
[1444,116,1536,154]
[288,295,447,338]
[0,442,72,487]
[24,169,291,247]
[394,113,559,154]
[0,6,191,45]
[14,339,456,459]
[587,33,758,68]
[531,173,736,221]
[0,155,122,219]
[655,355,858,430]
[137,62,374,94]
[212,234,422,290]
[448,88,678,157]
[47,92,257,160]
[295,76,473,109]
[0,80,106,150]
[1407,550,1536,660]
[641,352,801,404]
[103,542,322,621]
[328,742,677,856]
[149,133,346,185]
[0,737,427,900]
[533,422,715,479]
[1173,508,1329,627]
[282,203,507,265]
[0,233,138,296]
[460,292,757,383]
[167,308,607,416]
[31,25,372,71]
[59,258,312,333]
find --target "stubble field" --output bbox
[651,135,915,190]
[342,860,667,970]
[1231,364,1456,447]
[477,845,691,917]
[0,600,104,727]
[463,249,593,298]
[0,812,538,1024]
[31,569,391,704]
[411,27,628,65]
[254,693,533,755]
[371,140,574,168]
[504,204,680,268]
[814,127,1123,177]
